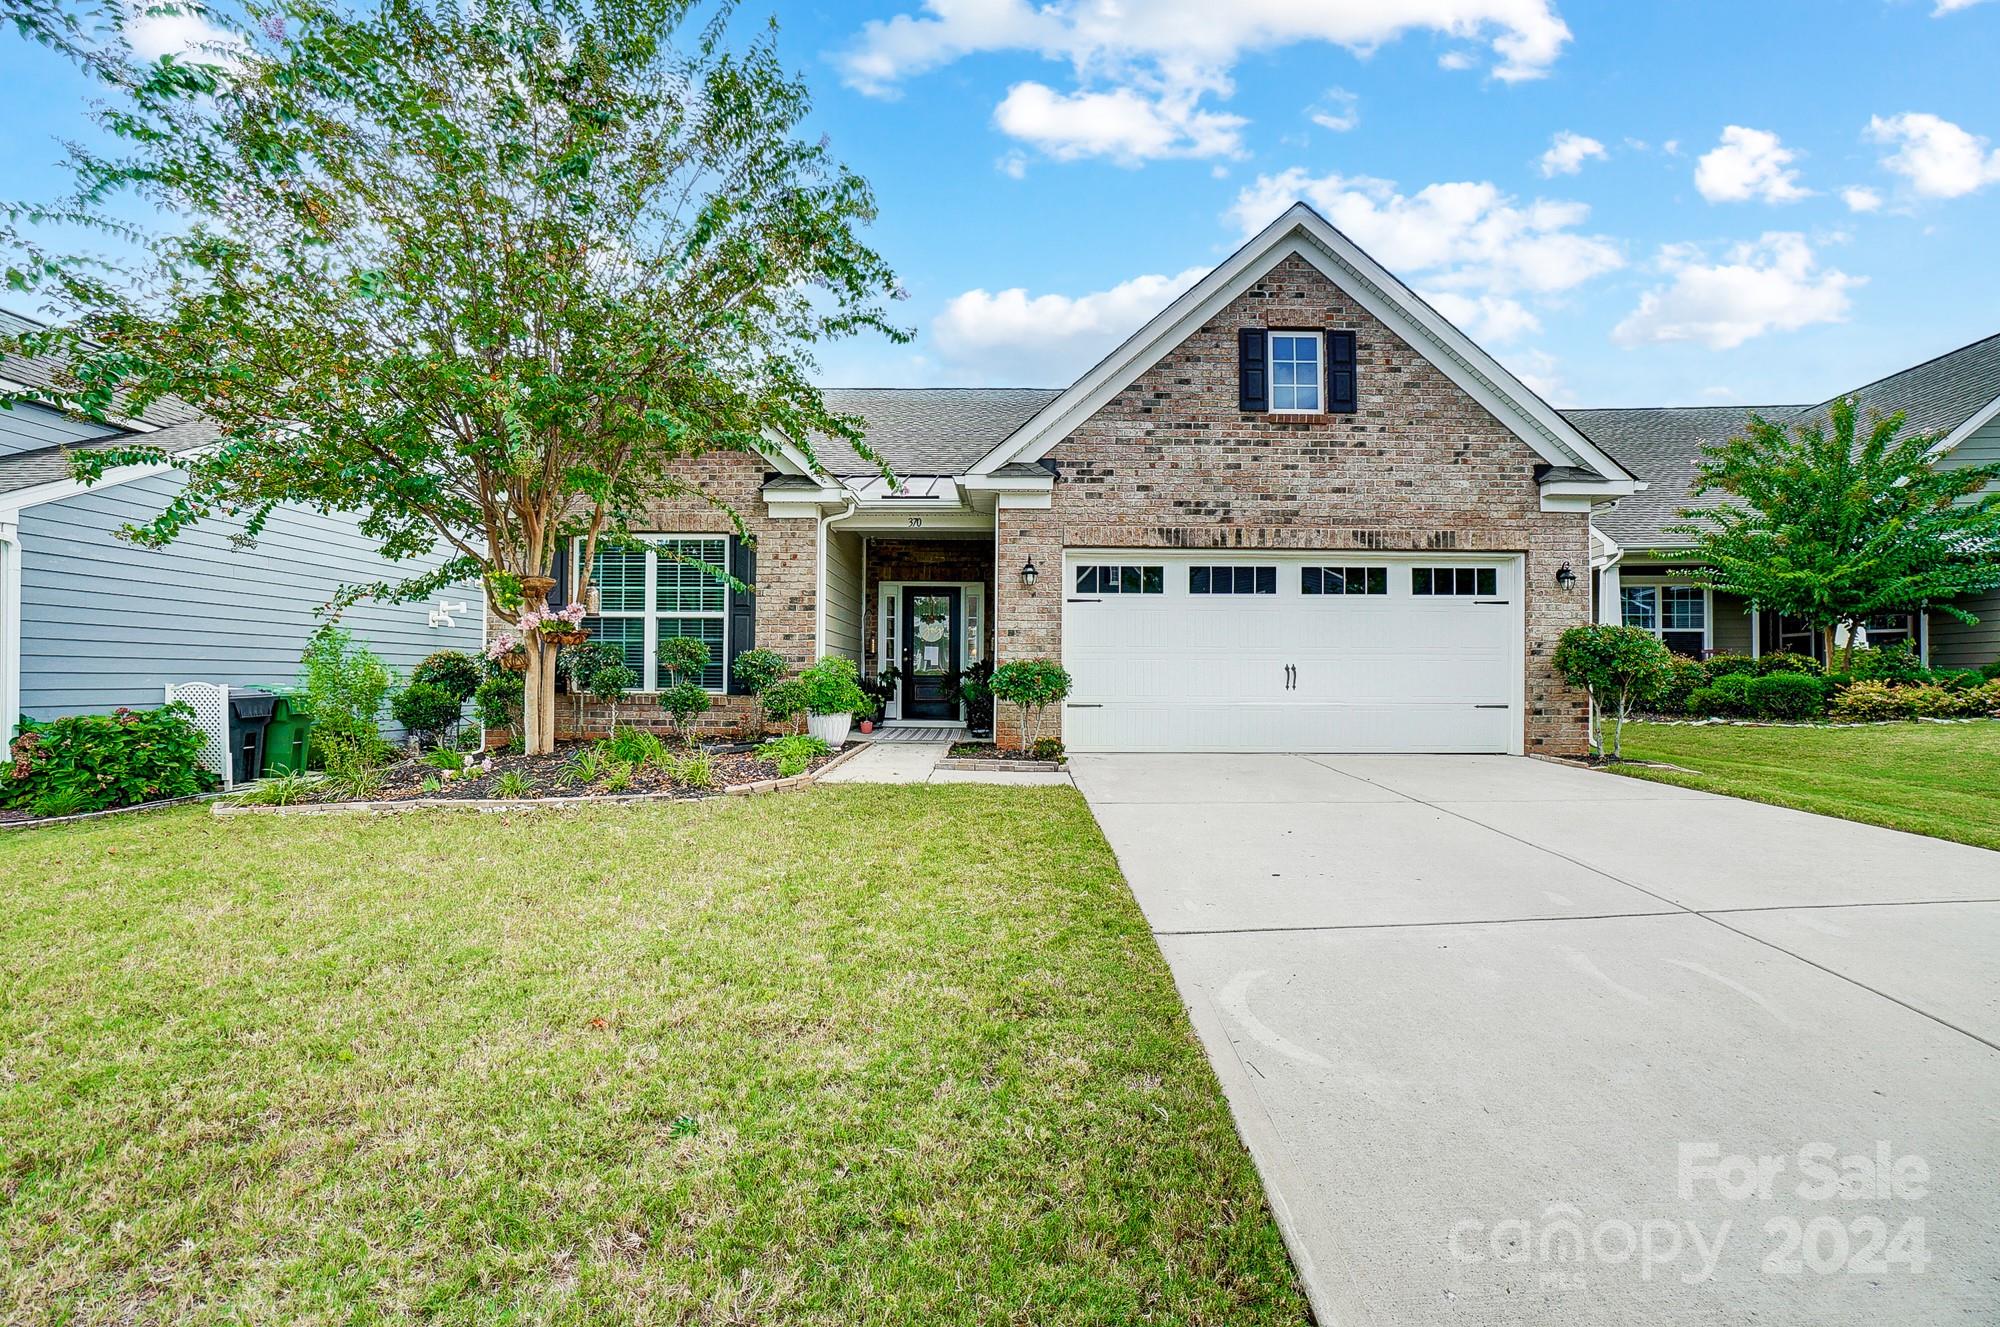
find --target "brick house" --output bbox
[551,203,1642,755]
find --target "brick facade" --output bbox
[559,450,818,740]
[861,536,995,669]
[994,252,1593,754]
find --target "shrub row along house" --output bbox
[6,204,1996,756]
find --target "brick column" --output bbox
[992,502,1062,750]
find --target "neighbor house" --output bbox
[1579,332,2000,670]
[0,311,485,753]
[546,202,1642,755]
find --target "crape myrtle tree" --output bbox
[0,0,905,754]
[1668,397,2000,671]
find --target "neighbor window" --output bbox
[1621,582,1707,657]
[1269,332,1322,413]
[579,535,731,691]
[1302,566,1388,596]
[1413,567,1498,597]
[1075,564,1165,595]
[1190,565,1277,595]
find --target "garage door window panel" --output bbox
[1303,566,1389,596]
[1076,564,1165,595]
[1190,565,1277,595]
[1412,567,1498,597]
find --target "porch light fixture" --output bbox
[1555,561,1577,593]
[1020,557,1039,590]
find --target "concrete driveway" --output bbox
[1073,754,2000,1327]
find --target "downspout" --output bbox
[0,510,21,758]
[814,492,860,661]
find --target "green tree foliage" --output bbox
[390,681,463,748]
[988,659,1071,750]
[658,636,710,688]
[297,625,392,756]
[1669,397,2000,670]
[1551,624,1673,760]
[0,0,905,756]
[410,650,482,703]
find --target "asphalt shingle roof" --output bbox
[1561,405,1800,552]
[0,417,219,497]
[0,309,205,430]
[807,388,1061,476]
[1787,331,2000,441]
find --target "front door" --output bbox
[901,587,962,721]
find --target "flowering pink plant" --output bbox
[519,603,588,635]
[485,631,525,661]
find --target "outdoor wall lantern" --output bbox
[1020,557,1039,590]
[1555,561,1577,592]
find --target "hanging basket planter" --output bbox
[542,628,591,647]
[497,650,531,673]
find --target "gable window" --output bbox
[1413,566,1498,598]
[1190,565,1277,595]
[1269,332,1322,413]
[1620,582,1707,657]
[578,535,731,691]
[1302,566,1388,596]
[1075,564,1165,595]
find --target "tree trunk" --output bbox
[519,576,559,757]
[1823,625,1840,671]
[1840,621,1861,674]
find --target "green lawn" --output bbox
[0,788,1306,1325]
[1612,720,2000,851]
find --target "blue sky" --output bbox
[6,0,2000,407]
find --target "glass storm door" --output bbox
[901,587,962,721]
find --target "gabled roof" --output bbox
[805,388,1061,477]
[966,201,1635,487]
[0,308,205,431]
[1781,329,2000,455]
[1562,405,1800,552]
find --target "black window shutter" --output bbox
[549,543,570,609]
[1328,330,1358,414]
[1237,328,1268,412]
[726,537,756,693]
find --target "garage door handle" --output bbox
[1474,599,1510,605]
[1473,703,1510,709]
[1067,597,1102,604]
[1066,702,1104,709]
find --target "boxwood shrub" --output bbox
[1746,672,1825,721]
[1688,672,1753,717]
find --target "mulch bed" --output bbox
[946,742,1060,763]
[347,739,839,803]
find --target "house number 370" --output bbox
[907,517,923,528]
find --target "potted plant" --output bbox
[798,656,872,747]
[523,602,591,647]
[485,632,531,673]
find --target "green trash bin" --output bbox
[258,691,315,775]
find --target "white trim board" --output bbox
[968,202,1634,488]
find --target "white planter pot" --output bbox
[807,713,853,747]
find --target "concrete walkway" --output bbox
[1074,753,2000,1327]
[819,739,1073,786]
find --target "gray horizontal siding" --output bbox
[18,469,484,726]
[0,400,116,458]
[1931,587,2000,671]
[1712,591,1754,655]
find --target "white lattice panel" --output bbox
[166,682,232,790]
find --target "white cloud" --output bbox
[839,1,1571,162]
[123,1,240,61]
[1933,0,1992,12]
[1227,169,1624,296]
[1538,130,1606,177]
[993,81,1246,164]
[1612,232,1862,350]
[1841,185,1883,213]
[1504,349,1568,403]
[1424,291,1541,343]
[1309,87,1359,133]
[1865,112,2000,198]
[1694,126,1809,203]
[1437,50,1478,70]
[932,266,1209,383]
[997,150,1029,180]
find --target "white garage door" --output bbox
[1062,552,1522,753]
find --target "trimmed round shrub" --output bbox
[659,681,711,735]
[1846,641,1924,682]
[390,681,464,747]
[1746,672,1825,721]
[1828,680,1914,722]
[761,679,809,733]
[658,635,711,687]
[557,640,624,694]
[410,649,482,702]
[473,671,525,729]
[1982,658,2000,682]
[1701,652,1757,681]
[1754,651,1822,677]
[1689,672,1753,717]
[1653,656,1707,714]
[730,648,786,696]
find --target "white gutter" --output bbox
[0,509,21,756]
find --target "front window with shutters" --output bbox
[577,536,731,691]
[1268,332,1322,413]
